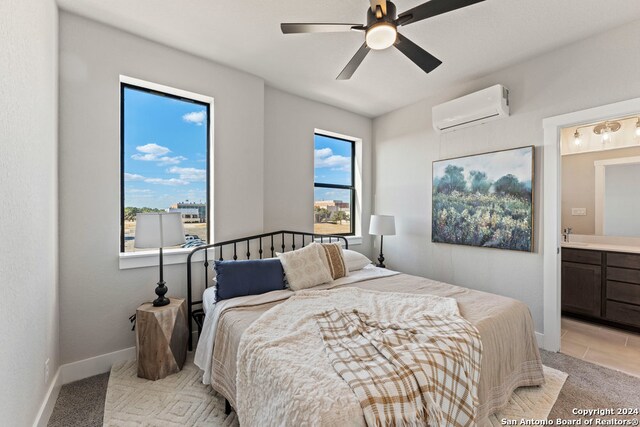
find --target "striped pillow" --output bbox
[318,243,348,280]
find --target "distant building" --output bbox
[314,200,350,213]
[167,207,200,223]
[169,201,207,223]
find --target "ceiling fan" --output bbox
[281,0,485,80]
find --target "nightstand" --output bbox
[136,297,188,380]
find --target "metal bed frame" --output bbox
[186,230,349,351]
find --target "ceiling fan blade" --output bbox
[394,33,442,74]
[336,43,371,80]
[397,0,485,26]
[369,0,387,16]
[281,23,364,34]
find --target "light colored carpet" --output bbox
[104,354,237,426]
[489,366,567,425]
[104,354,566,426]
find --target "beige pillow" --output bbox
[277,243,333,291]
[317,243,348,280]
[343,249,373,271]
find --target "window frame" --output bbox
[313,132,356,236]
[120,82,212,253]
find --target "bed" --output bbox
[187,230,544,426]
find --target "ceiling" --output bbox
[56,0,640,117]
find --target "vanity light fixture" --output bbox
[573,130,582,146]
[593,120,621,144]
[572,116,640,151]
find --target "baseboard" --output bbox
[59,331,200,385]
[60,346,136,385]
[535,332,544,348]
[32,368,62,427]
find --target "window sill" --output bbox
[314,235,362,247]
[119,248,206,270]
[346,235,362,246]
[120,236,363,270]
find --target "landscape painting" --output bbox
[432,146,534,252]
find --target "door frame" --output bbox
[542,97,640,351]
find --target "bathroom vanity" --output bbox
[562,242,640,331]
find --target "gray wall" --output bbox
[59,13,373,365]
[264,87,374,255]
[372,19,640,333]
[561,146,640,235]
[0,0,59,424]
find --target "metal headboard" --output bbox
[186,230,349,350]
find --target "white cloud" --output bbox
[136,143,170,155]
[167,167,206,182]
[131,143,186,165]
[124,172,189,186]
[144,178,189,186]
[314,148,351,171]
[127,188,153,194]
[124,173,145,181]
[182,110,206,126]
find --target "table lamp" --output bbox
[369,214,395,268]
[134,212,186,306]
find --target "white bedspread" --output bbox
[194,265,400,383]
[236,287,464,426]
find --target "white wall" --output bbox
[0,0,59,425]
[59,13,374,366]
[372,19,640,333]
[59,12,265,364]
[264,87,374,255]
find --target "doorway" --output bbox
[542,96,640,353]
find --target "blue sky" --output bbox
[123,87,208,209]
[433,146,533,187]
[314,134,352,202]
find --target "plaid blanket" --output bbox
[315,308,482,427]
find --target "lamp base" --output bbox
[153,281,170,307]
[376,252,386,269]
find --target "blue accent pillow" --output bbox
[214,258,285,301]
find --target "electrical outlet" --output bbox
[571,208,587,216]
[44,358,50,385]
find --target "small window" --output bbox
[121,82,211,252]
[314,133,355,235]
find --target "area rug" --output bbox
[104,355,566,426]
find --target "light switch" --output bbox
[571,208,587,216]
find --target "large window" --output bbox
[121,82,210,252]
[314,133,355,235]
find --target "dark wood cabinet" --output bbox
[562,247,640,331]
[561,261,602,317]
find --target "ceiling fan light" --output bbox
[365,23,397,50]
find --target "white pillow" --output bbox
[277,243,333,291]
[343,249,373,272]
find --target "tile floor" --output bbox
[561,316,640,378]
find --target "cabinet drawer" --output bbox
[607,281,640,306]
[607,252,640,269]
[607,267,640,285]
[562,248,602,265]
[606,300,640,328]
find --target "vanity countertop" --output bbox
[561,241,640,254]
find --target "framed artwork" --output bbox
[432,146,535,252]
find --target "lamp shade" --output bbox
[134,212,185,249]
[369,215,396,236]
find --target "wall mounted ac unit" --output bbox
[432,84,509,133]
